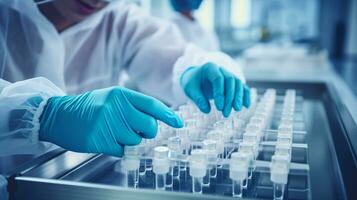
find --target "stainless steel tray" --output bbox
[5,80,357,200]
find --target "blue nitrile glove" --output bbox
[39,87,183,157]
[180,62,250,117]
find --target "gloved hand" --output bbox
[39,87,183,156]
[180,62,250,117]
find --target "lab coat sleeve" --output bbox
[116,3,245,107]
[0,77,64,156]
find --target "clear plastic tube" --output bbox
[126,169,138,188]
[274,183,285,200]
[168,136,181,181]
[155,173,166,190]
[209,165,217,178]
[153,146,170,190]
[180,159,187,171]
[123,146,140,188]
[242,178,248,189]
[232,180,244,198]
[202,168,210,186]
[146,159,153,171]
[192,177,203,194]
[139,159,146,175]
[270,155,290,200]
[189,149,207,194]
[230,152,249,196]
[166,160,179,188]
[166,167,173,188]
[217,153,223,168]
[172,163,180,178]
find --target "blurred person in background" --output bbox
[170,0,220,51]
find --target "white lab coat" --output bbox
[171,13,220,51]
[0,0,244,156]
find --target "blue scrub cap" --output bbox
[170,0,204,12]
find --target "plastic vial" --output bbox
[278,123,293,134]
[203,139,218,185]
[207,131,224,168]
[280,117,294,126]
[245,122,263,134]
[176,128,189,173]
[230,152,249,198]
[136,141,147,176]
[239,142,256,182]
[189,149,207,194]
[139,159,146,176]
[243,132,260,144]
[177,128,190,156]
[270,154,290,200]
[277,133,293,146]
[153,146,170,190]
[275,144,292,162]
[122,146,140,188]
[249,116,266,127]
[168,136,181,184]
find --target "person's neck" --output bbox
[181,11,195,21]
[37,3,74,33]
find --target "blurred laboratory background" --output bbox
[127,0,357,96]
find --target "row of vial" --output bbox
[116,89,296,199]
[229,89,277,198]
[270,90,296,200]
[116,88,259,192]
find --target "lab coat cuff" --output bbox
[31,97,51,144]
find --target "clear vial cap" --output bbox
[243,132,260,143]
[190,149,207,162]
[277,134,293,146]
[168,136,181,152]
[275,144,292,160]
[124,146,140,157]
[280,116,294,125]
[278,124,293,135]
[286,89,296,96]
[266,88,277,95]
[203,139,217,152]
[230,151,250,166]
[230,152,250,181]
[245,122,263,133]
[189,149,208,177]
[239,141,256,159]
[270,154,290,184]
[154,146,169,159]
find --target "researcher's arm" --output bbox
[115,3,250,116]
[0,77,64,156]
[0,78,183,157]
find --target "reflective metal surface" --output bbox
[6,81,356,200]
